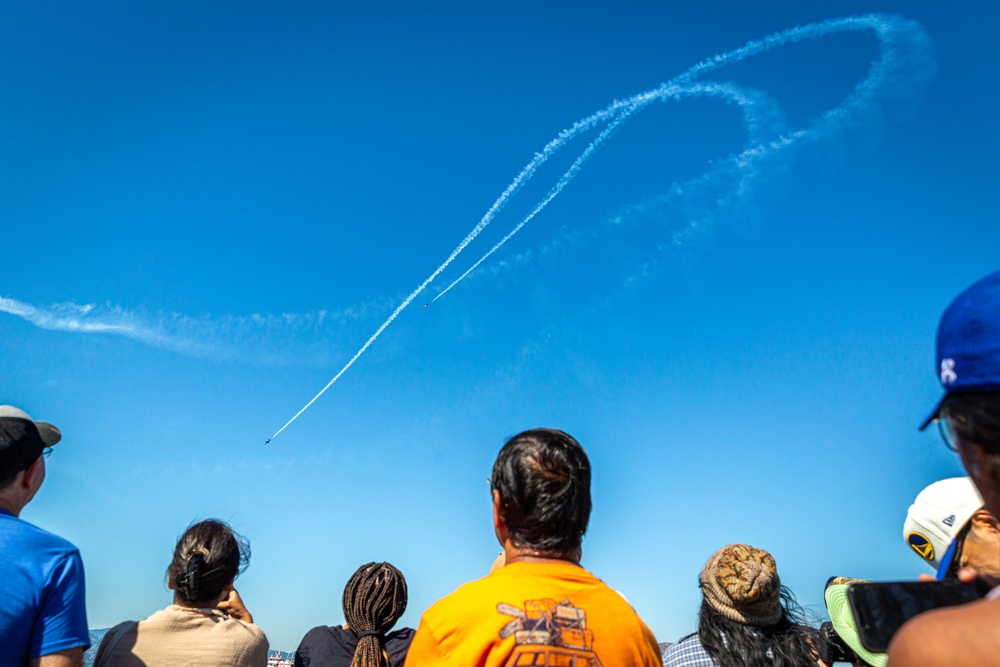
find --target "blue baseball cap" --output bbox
[920,270,1000,430]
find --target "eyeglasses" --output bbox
[937,418,960,453]
[42,447,54,459]
[487,477,496,495]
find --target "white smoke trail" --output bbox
[269,13,932,440]
[431,82,781,303]
[433,15,932,301]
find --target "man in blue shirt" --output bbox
[0,405,89,667]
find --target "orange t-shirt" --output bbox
[404,561,661,667]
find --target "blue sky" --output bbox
[3,0,999,653]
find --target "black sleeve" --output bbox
[294,629,315,667]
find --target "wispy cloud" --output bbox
[0,295,393,366]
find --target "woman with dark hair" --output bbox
[295,562,413,667]
[662,543,827,667]
[95,519,268,667]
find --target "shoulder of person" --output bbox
[297,625,331,642]
[230,613,268,643]
[888,596,1000,666]
[6,516,81,556]
[93,621,138,667]
[388,627,415,642]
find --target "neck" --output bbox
[0,495,23,517]
[503,544,581,566]
[173,594,218,610]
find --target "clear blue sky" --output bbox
[3,0,998,652]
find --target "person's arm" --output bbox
[30,647,83,667]
[218,587,254,624]
[888,597,1000,666]
[31,551,90,664]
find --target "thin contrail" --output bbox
[269,14,931,441]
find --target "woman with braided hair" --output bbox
[662,543,829,667]
[295,562,414,667]
[94,519,269,667]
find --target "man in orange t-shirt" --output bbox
[404,428,661,667]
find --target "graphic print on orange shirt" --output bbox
[497,598,604,667]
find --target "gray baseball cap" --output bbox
[0,405,62,478]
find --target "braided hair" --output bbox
[342,562,407,667]
[166,519,250,607]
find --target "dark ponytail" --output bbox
[167,519,250,606]
[342,562,407,667]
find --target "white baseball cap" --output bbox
[903,477,983,578]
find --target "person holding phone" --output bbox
[888,269,1000,666]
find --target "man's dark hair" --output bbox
[698,588,818,667]
[0,472,18,491]
[166,519,250,606]
[0,419,44,490]
[490,428,591,554]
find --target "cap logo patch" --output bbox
[943,514,956,527]
[907,532,935,561]
[941,358,958,385]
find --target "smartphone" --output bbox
[847,580,988,653]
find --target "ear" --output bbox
[21,456,44,490]
[960,441,990,482]
[492,489,507,546]
[970,510,1000,535]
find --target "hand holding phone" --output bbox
[847,580,989,653]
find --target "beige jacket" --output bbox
[95,604,268,667]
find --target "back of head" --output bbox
[0,406,62,490]
[167,519,250,607]
[342,562,408,667]
[490,428,591,555]
[0,419,43,488]
[697,544,814,667]
[700,544,782,628]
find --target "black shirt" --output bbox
[294,626,415,667]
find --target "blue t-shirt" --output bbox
[0,508,90,664]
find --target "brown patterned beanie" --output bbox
[699,543,783,627]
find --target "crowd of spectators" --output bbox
[2,268,998,667]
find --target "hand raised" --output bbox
[218,587,254,624]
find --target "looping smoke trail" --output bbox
[269,14,932,442]
[431,82,780,304]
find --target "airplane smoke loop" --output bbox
[269,14,932,441]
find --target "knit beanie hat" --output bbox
[700,543,783,627]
